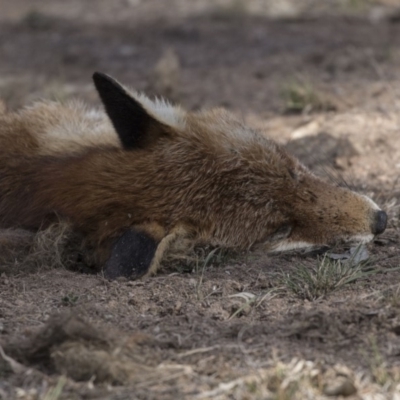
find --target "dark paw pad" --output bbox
[103,230,157,280]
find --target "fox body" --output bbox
[0,73,387,279]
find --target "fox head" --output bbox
[89,73,388,278]
[93,72,386,245]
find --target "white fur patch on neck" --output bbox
[133,91,186,130]
[348,233,374,244]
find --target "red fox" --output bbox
[0,73,387,279]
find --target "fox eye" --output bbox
[267,223,293,242]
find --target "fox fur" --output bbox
[0,73,387,279]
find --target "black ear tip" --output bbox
[93,72,110,85]
[92,72,125,95]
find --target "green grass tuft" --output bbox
[280,249,388,300]
[282,80,337,114]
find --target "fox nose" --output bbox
[371,210,387,235]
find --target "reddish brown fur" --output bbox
[0,74,386,277]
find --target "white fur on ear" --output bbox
[132,91,186,130]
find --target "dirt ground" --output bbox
[2,1,400,399]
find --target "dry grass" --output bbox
[228,290,277,320]
[0,223,84,275]
[4,312,400,400]
[164,242,239,274]
[195,357,400,399]
[42,376,67,400]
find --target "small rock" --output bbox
[335,156,352,170]
[188,278,197,288]
[174,301,182,313]
[291,120,320,140]
[324,377,357,397]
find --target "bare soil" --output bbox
[1,1,400,399]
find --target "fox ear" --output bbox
[93,72,169,149]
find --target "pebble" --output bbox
[323,377,357,397]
